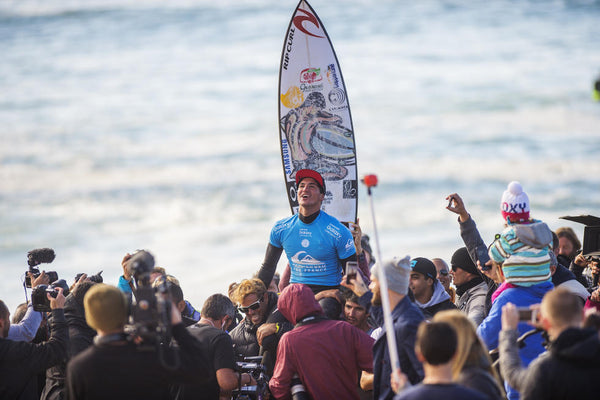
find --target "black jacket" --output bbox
[65,323,210,400]
[229,291,292,375]
[41,293,96,400]
[0,309,68,400]
[505,327,600,400]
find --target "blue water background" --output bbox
[1,0,600,311]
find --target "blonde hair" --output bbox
[84,284,128,332]
[432,310,503,392]
[233,279,266,305]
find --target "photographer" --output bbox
[178,294,256,400]
[499,288,600,400]
[42,276,98,400]
[7,271,48,342]
[570,252,599,290]
[65,284,210,400]
[0,287,68,399]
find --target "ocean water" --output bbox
[1,0,600,313]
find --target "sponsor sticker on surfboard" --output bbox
[278,0,358,224]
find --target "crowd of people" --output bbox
[2,170,600,400]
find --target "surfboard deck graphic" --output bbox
[278,0,358,224]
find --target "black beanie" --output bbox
[451,247,479,275]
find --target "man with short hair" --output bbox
[257,169,357,297]
[450,247,488,326]
[0,288,68,400]
[499,288,600,400]
[393,322,487,400]
[343,291,373,334]
[269,284,374,400]
[369,257,425,400]
[409,257,456,320]
[432,258,454,303]
[65,284,210,400]
[228,279,291,375]
[178,294,255,400]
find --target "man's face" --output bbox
[369,275,381,306]
[344,301,368,328]
[409,272,432,300]
[297,177,324,209]
[240,293,268,326]
[450,266,471,287]
[433,260,451,290]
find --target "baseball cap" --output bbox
[410,257,437,281]
[295,169,325,192]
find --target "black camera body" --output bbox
[25,248,58,288]
[31,279,69,312]
[74,271,104,284]
[126,250,172,348]
[232,356,270,400]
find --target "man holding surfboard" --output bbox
[257,169,358,305]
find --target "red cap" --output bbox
[295,169,325,192]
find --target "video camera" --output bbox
[560,215,600,261]
[25,248,58,288]
[232,356,270,400]
[31,279,70,312]
[560,215,600,286]
[124,250,172,350]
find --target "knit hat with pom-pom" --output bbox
[500,181,530,223]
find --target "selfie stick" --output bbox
[361,174,400,373]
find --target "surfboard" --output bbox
[278,0,358,225]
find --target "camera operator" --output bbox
[570,252,599,290]
[7,271,49,342]
[42,276,98,400]
[0,287,68,399]
[499,288,600,400]
[65,284,211,400]
[177,294,256,400]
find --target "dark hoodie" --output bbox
[41,283,97,400]
[520,328,600,400]
[270,284,374,400]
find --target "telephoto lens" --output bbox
[290,374,309,400]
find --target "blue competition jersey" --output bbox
[269,211,356,287]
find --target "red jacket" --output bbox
[269,284,374,400]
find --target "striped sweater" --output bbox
[489,219,553,287]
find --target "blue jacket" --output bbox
[373,296,424,400]
[477,281,553,400]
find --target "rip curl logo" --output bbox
[502,202,528,213]
[293,8,324,38]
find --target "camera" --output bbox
[517,307,539,324]
[232,356,270,400]
[75,271,104,284]
[31,279,69,312]
[125,250,173,350]
[25,248,58,288]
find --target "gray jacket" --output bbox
[456,280,488,327]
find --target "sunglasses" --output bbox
[439,269,449,276]
[238,299,262,314]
